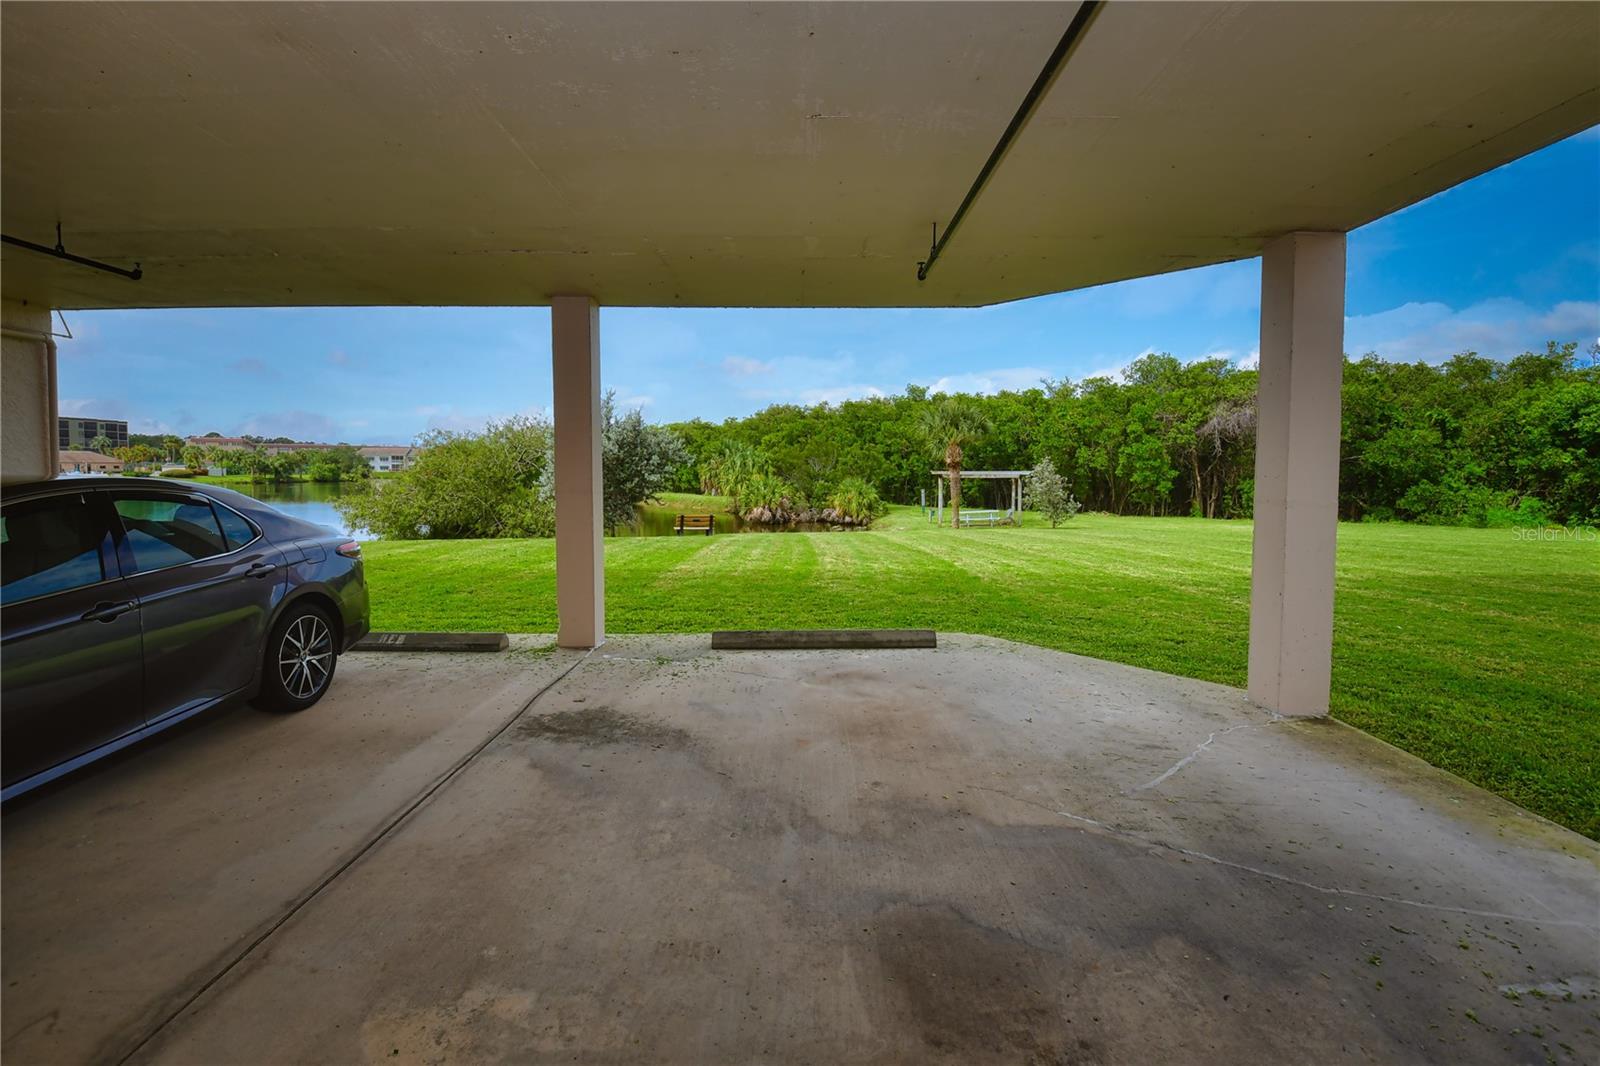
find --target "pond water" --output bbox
[228,480,368,539]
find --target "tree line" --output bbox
[665,342,1598,527]
[111,433,371,483]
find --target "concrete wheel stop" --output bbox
[711,629,936,650]
[351,632,510,652]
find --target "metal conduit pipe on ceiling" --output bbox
[916,0,1104,282]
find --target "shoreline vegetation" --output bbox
[361,500,1599,840]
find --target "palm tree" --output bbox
[918,397,992,528]
[88,433,113,455]
[162,435,183,462]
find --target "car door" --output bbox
[1,488,145,790]
[108,489,286,723]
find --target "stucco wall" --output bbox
[2,299,58,484]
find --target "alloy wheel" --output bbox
[278,613,333,700]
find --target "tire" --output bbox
[257,603,339,712]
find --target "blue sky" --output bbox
[58,128,1598,443]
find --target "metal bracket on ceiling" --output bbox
[915,223,939,282]
[1,222,143,281]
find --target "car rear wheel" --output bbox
[257,603,338,712]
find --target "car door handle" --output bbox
[248,562,278,578]
[82,600,136,623]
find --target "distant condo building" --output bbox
[358,446,417,472]
[183,436,419,471]
[59,416,128,451]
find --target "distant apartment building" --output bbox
[184,436,327,456]
[359,445,417,472]
[181,436,418,470]
[59,416,129,451]
[58,450,124,474]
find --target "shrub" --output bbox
[597,398,691,533]
[302,446,371,483]
[738,470,796,516]
[1028,458,1080,527]
[700,441,770,512]
[337,416,554,539]
[827,476,885,525]
[1485,495,1553,528]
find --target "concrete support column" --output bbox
[1248,232,1346,717]
[2,300,59,485]
[551,295,604,649]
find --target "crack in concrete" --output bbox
[1046,806,1597,931]
[968,784,1594,931]
[1131,722,1254,792]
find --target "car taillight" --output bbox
[336,541,362,559]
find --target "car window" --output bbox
[214,505,258,550]
[0,493,110,602]
[114,497,227,572]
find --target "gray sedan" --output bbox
[0,476,370,799]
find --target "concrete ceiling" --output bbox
[2,1,1596,310]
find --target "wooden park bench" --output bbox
[675,513,714,536]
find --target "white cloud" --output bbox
[797,384,886,405]
[59,397,119,418]
[1236,348,1260,371]
[1082,363,1131,382]
[924,366,1052,396]
[415,403,548,435]
[238,410,342,442]
[722,352,868,406]
[721,356,774,377]
[1344,298,1598,363]
[1078,259,1260,319]
[617,394,655,411]
[1078,347,1156,382]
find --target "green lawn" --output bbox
[362,498,1600,838]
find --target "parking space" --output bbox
[2,639,578,1063]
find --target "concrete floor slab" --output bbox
[6,635,1597,1064]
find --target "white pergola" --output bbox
[3,1,1595,718]
[929,470,1029,523]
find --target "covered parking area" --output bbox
[7,635,1598,1063]
[3,2,1598,1061]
